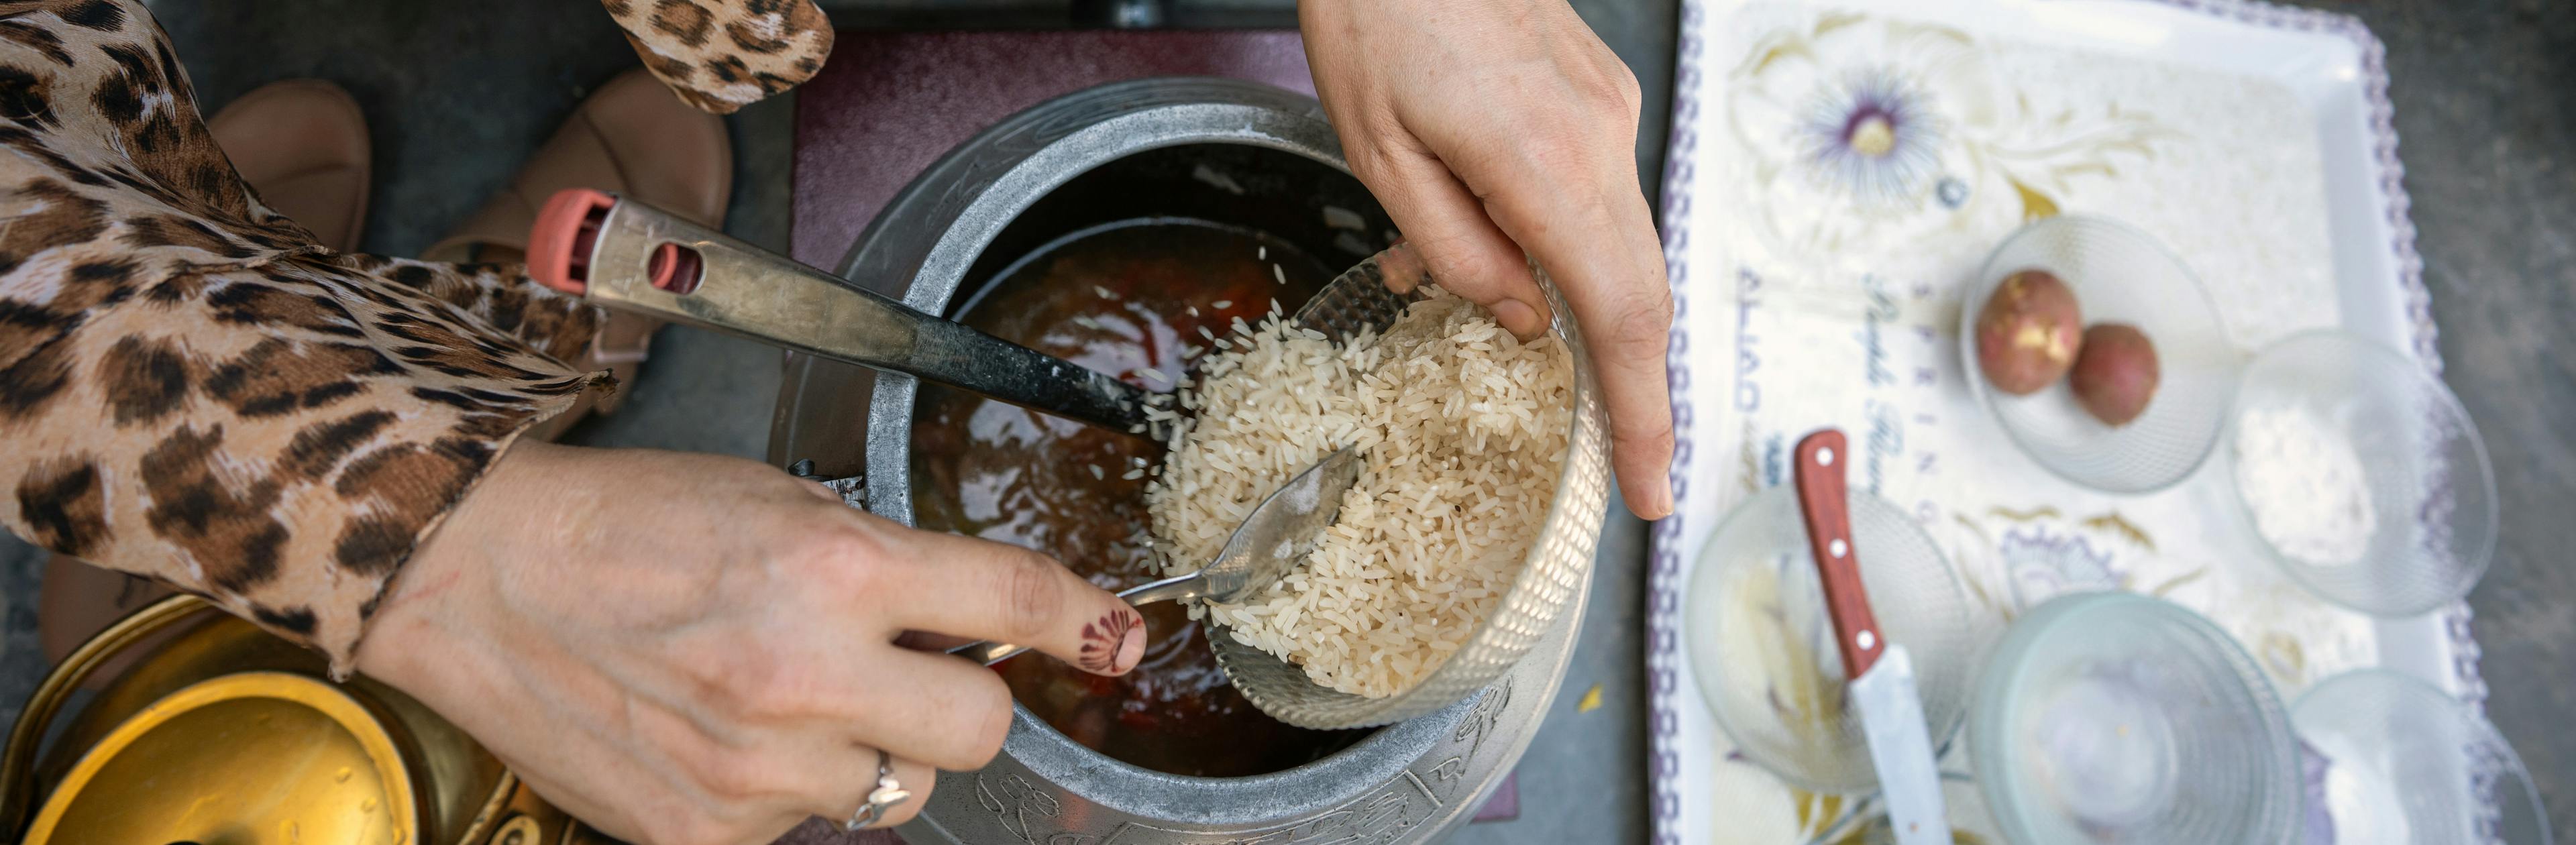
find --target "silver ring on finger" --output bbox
[843,748,911,832]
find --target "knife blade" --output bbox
[1851,644,1948,844]
[1793,429,1949,845]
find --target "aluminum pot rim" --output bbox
[786,76,1471,824]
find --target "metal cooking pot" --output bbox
[0,595,586,845]
[767,78,1593,844]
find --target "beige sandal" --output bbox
[423,68,733,441]
[207,78,370,253]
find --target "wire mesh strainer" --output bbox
[1201,251,1611,730]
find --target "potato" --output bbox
[2071,323,2159,426]
[1974,270,2083,394]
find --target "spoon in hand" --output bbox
[948,446,1364,665]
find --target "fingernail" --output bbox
[1078,610,1145,675]
[1631,478,1674,520]
[1491,298,1544,339]
[1114,614,1146,673]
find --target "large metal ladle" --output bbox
[525,189,1160,433]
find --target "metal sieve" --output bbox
[1202,253,1612,730]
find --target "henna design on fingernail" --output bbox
[1076,609,1141,673]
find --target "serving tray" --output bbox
[1644,1,2469,841]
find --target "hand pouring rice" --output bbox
[1144,288,1575,698]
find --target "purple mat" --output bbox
[790,30,1314,269]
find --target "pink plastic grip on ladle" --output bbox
[527,188,619,296]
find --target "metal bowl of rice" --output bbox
[1152,258,1612,729]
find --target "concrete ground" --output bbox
[0,0,2564,841]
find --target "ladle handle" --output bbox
[946,573,1205,665]
[1793,429,1886,679]
[525,189,1158,434]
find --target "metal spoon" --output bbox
[947,446,1364,665]
[525,189,1159,433]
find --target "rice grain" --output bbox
[1145,288,1571,698]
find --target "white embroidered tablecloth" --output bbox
[1643,1,2475,842]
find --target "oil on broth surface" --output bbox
[911,219,1366,777]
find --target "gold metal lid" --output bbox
[1,596,588,845]
[24,671,418,845]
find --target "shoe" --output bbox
[207,79,371,253]
[425,68,733,441]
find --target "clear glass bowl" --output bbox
[1683,484,1985,793]
[1960,215,2235,493]
[1971,592,2301,844]
[2225,331,2498,617]
[2294,670,2553,845]
[1203,262,1610,730]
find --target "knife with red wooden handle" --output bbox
[1793,429,1949,844]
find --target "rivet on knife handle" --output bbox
[1793,429,1885,678]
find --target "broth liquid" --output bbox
[910,219,1367,777]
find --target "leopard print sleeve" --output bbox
[601,0,833,115]
[324,255,603,365]
[0,1,606,676]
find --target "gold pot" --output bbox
[0,595,602,844]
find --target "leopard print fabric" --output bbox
[0,0,610,676]
[602,0,832,115]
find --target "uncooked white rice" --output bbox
[1144,288,1572,698]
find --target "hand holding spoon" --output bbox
[948,447,1364,665]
